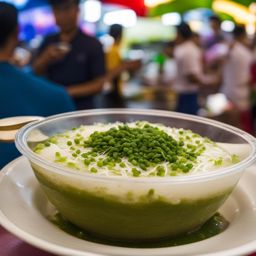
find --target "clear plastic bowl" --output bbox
[15,109,256,243]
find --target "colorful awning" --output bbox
[101,0,147,16]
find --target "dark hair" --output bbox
[233,25,246,39]
[109,24,123,41]
[209,15,221,25]
[165,40,175,48]
[192,32,199,38]
[0,2,18,47]
[176,22,192,40]
[48,0,80,7]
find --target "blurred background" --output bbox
[1,0,256,132]
[6,0,255,46]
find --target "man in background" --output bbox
[173,22,220,115]
[205,15,226,49]
[33,0,106,110]
[221,25,253,133]
[0,2,75,168]
[173,22,203,115]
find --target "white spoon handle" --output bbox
[0,116,44,142]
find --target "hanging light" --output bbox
[144,0,173,8]
[221,20,235,32]
[213,0,254,24]
[82,0,101,23]
[3,0,28,8]
[103,9,137,27]
[161,12,181,26]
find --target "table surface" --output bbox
[0,226,55,256]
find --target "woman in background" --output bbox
[104,24,141,108]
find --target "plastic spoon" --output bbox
[0,116,44,142]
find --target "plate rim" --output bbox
[1,156,256,256]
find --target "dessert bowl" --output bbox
[15,109,256,244]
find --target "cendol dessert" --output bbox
[31,121,241,244]
[34,121,239,177]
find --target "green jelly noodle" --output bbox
[33,121,240,177]
[33,167,232,243]
[50,212,229,247]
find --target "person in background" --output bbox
[220,25,253,133]
[0,2,75,169]
[251,34,256,134]
[205,15,226,49]
[33,0,106,110]
[160,40,176,85]
[173,22,204,115]
[191,32,202,48]
[203,16,229,82]
[104,24,141,107]
[105,24,124,107]
[173,22,220,115]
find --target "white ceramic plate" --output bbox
[0,157,256,256]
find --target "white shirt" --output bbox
[173,41,202,93]
[221,42,252,111]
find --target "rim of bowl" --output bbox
[15,108,256,184]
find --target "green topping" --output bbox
[44,142,51,147]
[85,124,200,172]
[81,153,88,158]
[231,154,240,164]
[119,162,126,168]
[55,152,67,163]
[74,138,80,145]
[97,160,104,167]
[33,143,45,153]
[67,162,78,169]
[186,163,193,169]
[90,167,98,173]
[156,166,165,176]
[84,159,91,166]
[214,158,223,166]
[49,137,58,144]
[55,156,67,163]
[33,122,239,177]
[132,168,140,177]
[55,152,61,157]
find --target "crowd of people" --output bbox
[0,0,256,167]
[0,0,140,167]
[162,16,255,134]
